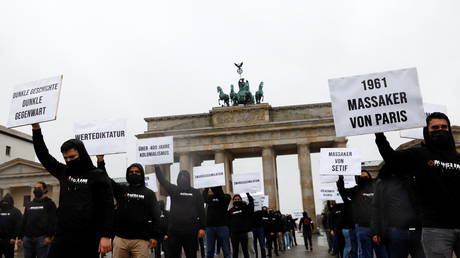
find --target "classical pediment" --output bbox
[0,158,48,178]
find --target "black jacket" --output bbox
[21,197,57,238]
[155,167,205,234]
[203,187,230,227]
[298,216,314,232]
[0,194,22,240]
[158,209,170,239]
[375,133,460,228]
[32,129,114,237]
[228,195,254,233]
[98,161,160,240]
[337,177,375,227]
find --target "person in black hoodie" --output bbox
[228,193,254,258]
[155,166,205,258]
[20,181,57,258]
[371,164,425,258]
[97,156,160,258]
[156,200,169,258]
[337,171,387,258]
[375,112,460,257]
[266,209,279,257]
[251,207,267,258]
[202,186,231,258]
[0,194,22,258]
[31,123,114,258]
[298,211,314,251]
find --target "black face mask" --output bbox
[0,201,9,210]
[429,130,451,150]
[33,188,43,199]
[233,201,243,207]
[66,158,83,170]
[127,174,144,187]
[356,177,371,186]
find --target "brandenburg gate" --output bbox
[137,103,346,216]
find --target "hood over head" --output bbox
[423,112,456,152]
[177,170,191,190]
[0,194,14,210]
[126,163,145,187]
[60,139,95,171]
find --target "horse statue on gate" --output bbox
[230,84,238,106]
[255,81,264,104]
[217,86,230,107]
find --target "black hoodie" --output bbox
[155,167,205,234]
[21,196,57,238]
[203,187,231,227]
[375,115,460,229]
[228,194,254,233]
[98,161,160,240]
[0,194,22,240]
[32,129,114,237]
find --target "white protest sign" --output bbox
[193,164,226,189]
[319,175,355,184]
[242,194,269,211]
[232,172,262,194]
[320,148,361,176]
[144,173,158,192]
[329,68,425,137]
[319,186,343,203]
[400,103,448,139]
[7,75,63,128]
[292,211,304,219]
[137,137,174,165]
[74,119,127,156]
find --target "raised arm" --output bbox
[375,133,418,173]
[246,193,254,214]
[32,124,66,179]
[337,176,357,200]
[96,156,123,197]
[154,165,178,194]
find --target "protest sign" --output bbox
[292,211,304,219]
[74,119,127,155]
[400,103,448,139]
[232,172,262,194]
[320,148,361,176]
[242,194,269,211]
[319,186,343,203]
[144,174,158,192]
[7,75,63,128]
[137,136,174,165]
[193,164,226,189]
[329,68,425,137]
[319,175,355,184]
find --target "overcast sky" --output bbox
[1,0,459,215]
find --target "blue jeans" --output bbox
[23,236,50,258]
[386,228,425,258]
[343,229,353,258]
[252,228,266,258]
[206,226,230,258]
[422,227,460,258]
[356,226,387,258]
[284,232,291,249]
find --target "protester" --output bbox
[202,186,231,258]
[371,164,425,258]
[0,194,22,258]
[337,171,388,258]
[97,156,160,258]
[263,208,279,257]
[339,195,357,258]
[31,123,114,258]
[156,200,170,258]
[323,201,336,255]
[298,211,314,252]
[155,166,206,258]
[330,203,346,258]
[228,193,254,258]
[375,112,460,257]
[20,182,57,258]
[286,215,297,247]
[274,212,285,251]
[251,206,267,258]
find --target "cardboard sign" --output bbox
[320,148,361,176]
[232,172,262,194]
[193,164,226,189]
[329,68,425,137]
[144,174,158,192]
[242,194,269,211]
[7,75,63,128]
[74,119,127,155]
[400,103,448,139]
[137,136,174,165]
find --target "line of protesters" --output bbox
[322,112,460,258]
[0,122,315,258]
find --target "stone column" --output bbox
[179,153,201,186]
[297,144,316,222]
[262,147,279,209]
[156,164,171,201]
[215,150,234,193]
[51,185,60,202]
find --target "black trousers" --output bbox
[0,239,14,258]
[291,230,298,246]
[303,230,313,250]
[231,232,248,258]
[47,233,100,258]
[168,231,198,258]
[266,234,278,257]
